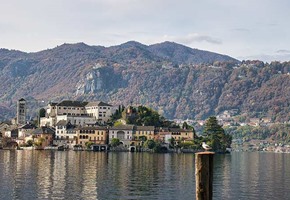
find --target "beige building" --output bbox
[40,100,113,127]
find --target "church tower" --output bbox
[17,98,26,125]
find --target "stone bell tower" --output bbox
[17,98,26,126]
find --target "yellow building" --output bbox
[169,128,196,141]
[133,126,155,146]
[155,128,196,144]
[76,126,108,147]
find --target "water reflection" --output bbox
[0,151,290,200]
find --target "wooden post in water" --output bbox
[195,152,215,200]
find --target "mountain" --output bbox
[0,42,289,123]
[148,41,236,64]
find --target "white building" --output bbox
[109,125,135,148]
[40,100,113,127]
[54,120,77,148]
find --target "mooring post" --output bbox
[195,152,215,200]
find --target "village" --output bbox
[0,98,289,153]
[0,98,196,152]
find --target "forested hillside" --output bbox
[0,42,289,122]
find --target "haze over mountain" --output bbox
[0,41,289,122]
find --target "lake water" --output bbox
[0,150,290,200]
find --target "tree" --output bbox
[204,116,224,135]
[144,139,156,149]
[39,108,46,118]
[27,140,33,147]
[111,138,120,147]
[182,122,189,129]
[204,116,232,152]
[138,136,147,147]
[168,137,175,148]
[85,141,94,149]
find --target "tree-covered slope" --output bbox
[0,42,289,122]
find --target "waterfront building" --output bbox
[54,120,77,148]
[109,125,135,148]
[76,126,108,148]
[134,126,155,146]
[155,127,195,144]
[31,127,55,149]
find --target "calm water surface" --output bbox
[0,150,290,200]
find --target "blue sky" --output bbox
[0,0,290,62]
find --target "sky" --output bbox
[0,0,290,62]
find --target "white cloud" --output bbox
[161,33,222,45]
[276,50,290,54]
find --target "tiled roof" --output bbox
[57,100,88,107]
[56,120,67,126]
[136,126,155,131]
[110,125,135,130]
[85,101,112,107]
[32,127,55,135]
[19,123,37,130]
[77,126,107,131]
[169,128,193,132]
